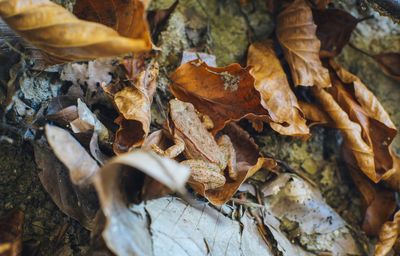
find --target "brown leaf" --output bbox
[276,0,331,88]
[313,8,360,58]
[189,123,276,205]
[374,52,400,81]
[0,0,151,62]
[313,61,397,182]
[298,100,332,126]
[309,0,331,9]
[375,210,400,256]
[247,41,309,136]
[170,60,269,134]
[0,210,23,256]
[113,58,159,154]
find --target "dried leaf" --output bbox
[0,210,23,256]
[92,151,190,255]
[170,60,269,134]
[247,41,309,136]
[33,139,98,230]
[276,0,331,88]
[0,0,150,62]
[46,124,100,185]
[113,58,159,154]
[375,210,400,256]
[189,123,276,205]
[298,100,332,126]
[374,52,400,81]
[73,0,151,44]
[313,8,360,58]
[262,173,361,255]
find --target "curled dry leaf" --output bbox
[313,8,361,58]
[189,123,276,205]
[46,124,99,185]
[276,0,330,88]
[374,52,400,81]
[0,210,23,256]
[170,60,269,134]
[113,58,159,154]
[313,61,397,183]
[92,151,190,256]
[247,41,309,136]
[0,0,150,62]
[375,210,400,256]
[298,100,332,126]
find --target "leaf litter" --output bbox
[0,0,399,255]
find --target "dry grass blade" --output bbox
[276,0,330,88]
[0,0,151,62]
[247,41,309,136]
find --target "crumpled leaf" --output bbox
[112,57,159,154]
[298,100,332,126]
[374,52,400,81]
[46,124,100,185]
[189,123,276,205]
[0,210,23,256]
[375,210,400,256]
[33,138,98,230]
[73,0,151,45]
[0,0,150,62]
[247,41,309,136]
[345,152,396,236]
[276,0,330,88]
[262,173,361,255]
[314,60,397,182]
[170,60,269,134]
[93,151,190,256]
[313,8,361,58]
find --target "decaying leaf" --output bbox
[170,60,269,134]
[0,210,23,256]
[0,0,151,62]
[312,60,397,183]
[113,58,159,154]
[298,100,332,126]
[189,123,276,205]
[73,0,152,46]
[34,138,98,230]
[93,151,190,256]
[46,125,100,185]
[375,210,400,256]
[313,8,361,58]
[247,41,309,136]
[374,52,400,81]
[262,173,361,255]
[276,0,331,88]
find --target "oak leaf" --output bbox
[276,0,330,88]
[112,57,159,154]
[313,8,361,58]
[247,41,309,136]
[0,210,23,256]
[170,60,269,134]
[0,0,151,62]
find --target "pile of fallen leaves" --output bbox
[0,0,400,255]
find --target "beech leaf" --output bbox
[247,41,309,136]
[276,0,331,88]
[170,60,269,134]
[0,0,151,62]
[375,210,400,256]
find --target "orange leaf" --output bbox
[0,0,151,62]
[247,41,309,136]
[112,57,159,154]
[170,60,269,134]
[276,0,331,88]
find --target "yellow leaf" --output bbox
[0,0,151,62]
